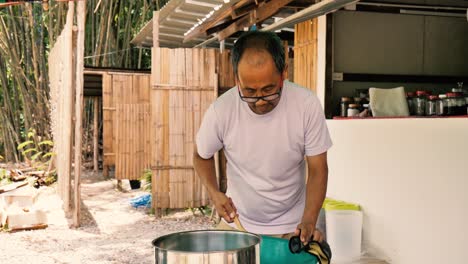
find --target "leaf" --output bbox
[38,140,54,146]
[31,152,43,161]
[28,131,35,139]
[17,141,34,150]
[42,152,56,158]
[0,155,3,161]
[21,148,37,155]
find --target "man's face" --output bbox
[237,49,285,115]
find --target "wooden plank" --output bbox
[93,97,99,172]
[192,89,201,208]
[115,104,121,180]
[183,0,253,42]
[294,18,317,92]
[217,0,294,41]
[218,51,235,93]
[162,88,170,209]
[217,12,256,42]
[0,181,28,194]
[151,47,171,210]
[102,71,113,176]
[153,11,160,47]
[48,0,74,213]
[73,0,85,227]
[185,49,193,208]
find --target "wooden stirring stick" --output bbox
[233,215,247,232]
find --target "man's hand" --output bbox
[212,191,237,223]
[295,221,324,244]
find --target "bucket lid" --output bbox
[323,199,361,211]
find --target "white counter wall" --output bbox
[326,118,468,263]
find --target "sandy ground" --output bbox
[0,171,214,264]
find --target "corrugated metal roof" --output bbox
[131,0,361,48]
[133,0,468,48]
[131,0,300,48]
[132,0,236,48]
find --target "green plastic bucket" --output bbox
[260,236,318,264]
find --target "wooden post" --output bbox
[93,97,99,172]
[62,0,75,214]
[72,0,86,228]
[153,11,159,47]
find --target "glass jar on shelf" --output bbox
[354,97,363,111]
[347,104,360,117]
[414,90,428,116]
[437,94,447,116]
[465,97,468,115]
[456,93,466,115]
[406,92,416,115]
[426,95,438,116]
[340,97,352,117]
[445,92,465,116]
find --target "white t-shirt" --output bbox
[196,80,332,234]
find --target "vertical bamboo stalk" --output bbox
[73,0,86,228]
[93,97,99,172]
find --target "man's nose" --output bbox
[255,98,268,107]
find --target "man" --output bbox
[194,31,332,245]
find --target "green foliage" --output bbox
[38,140,54,147]
[1,2,159,162]
[0,168,11,187]
[17,141,34,150]
[17,129,55,167]
[140,169,152,192]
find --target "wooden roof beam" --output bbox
[217,0,294,41]
[216,12,256,42]
[183,0,254,43]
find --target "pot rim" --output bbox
[152,229,262,254]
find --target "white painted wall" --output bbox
[325,118,468,263]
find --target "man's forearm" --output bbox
[193,151,219,196]
[302,170,327,225]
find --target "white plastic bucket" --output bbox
[325,209,363,262]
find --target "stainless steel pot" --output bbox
[152,230,261,264]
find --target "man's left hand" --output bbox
[295,222,324,245]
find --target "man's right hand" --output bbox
[211,191,237,223]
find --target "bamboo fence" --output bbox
[151,47,219,211]
[49,4,74,213]
[102,72,151,180]
[49,1,86,227]
[294,18,318,92]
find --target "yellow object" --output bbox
[323,198,361,211]
[307,241,331,264]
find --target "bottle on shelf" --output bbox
[414,90,428,116]
[426,95,438,116]
[347,104,360,117]
[406,92,416,115]
[340,97,352,117]
[437,94,447,116]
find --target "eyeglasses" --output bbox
[238,85,283,103]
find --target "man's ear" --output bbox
[282,64,289,80]
[235,76,240,88]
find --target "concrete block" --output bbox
[6,208,47,230]
[1,185,38,208]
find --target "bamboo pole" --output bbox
[93,97,99,172]
[73,0,86,228]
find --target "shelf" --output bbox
[333,115,468,120]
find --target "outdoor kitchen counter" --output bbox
[324,118,468,264]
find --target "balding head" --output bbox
[231,31,285,77]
